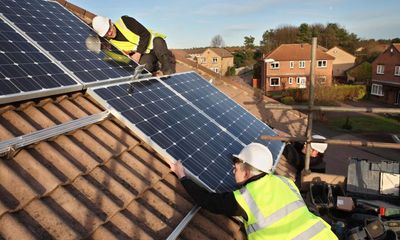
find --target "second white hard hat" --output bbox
[85,36,101,54]
[92,16,110,37]
[233,143,273,173]
[311,135,328,153]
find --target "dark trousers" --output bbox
[139,37,175,74]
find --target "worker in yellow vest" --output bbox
[92,15,175,75]
[169,143,338,239]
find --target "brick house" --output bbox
[262,44,334,92]
[326,46,356,83]
[370,43,400,105]
[196,48,234,75]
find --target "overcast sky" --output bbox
[68,0,400,48]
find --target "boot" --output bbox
[160,54,176,75]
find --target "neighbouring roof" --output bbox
[327,46,356,59]
[266,43,335,61]
[184,48,207,55]
[204,48,234,58]
[392,43,400,53]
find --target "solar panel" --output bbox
[161,72,283,159]
[0,0,149,86]
[88,72,284,192]
[0,18,81,104]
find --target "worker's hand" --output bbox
[129,52,141,63]
[274,128,290,137]
[169,160,186,179]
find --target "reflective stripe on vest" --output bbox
[239,176,327,238]
[292,221,327,240]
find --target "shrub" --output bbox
[281,96,295,105]
[286,85,366,103]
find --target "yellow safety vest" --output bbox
[233,175,338,240]
[110,18,166,54]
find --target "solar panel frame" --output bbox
[0,0,151,89]
[88,72,285,192]
[0,15,82,104]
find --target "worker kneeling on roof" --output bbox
[92,15,175,75]
[170,142,338,240]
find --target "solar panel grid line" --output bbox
[160,71,284,172]
[86,79,218,193]
[0,14,82,104]
[0,0,150,88]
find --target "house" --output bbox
[262,43,335,92]
[370,43,400,105]
[326,46,356,83]
[345,61,371,84]
[196,48,234,75]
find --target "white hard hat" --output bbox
[85,36,101,54]
[233,143,273,173]
[92,16,110,37]
[311,135,328,153]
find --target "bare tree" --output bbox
[210,34,225,48]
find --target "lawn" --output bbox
[327,115,400,133]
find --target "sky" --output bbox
[68,0,400,49]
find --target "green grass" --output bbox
[327,115,400,133]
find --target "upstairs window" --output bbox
[371,84,383,96]
[270,62,280,69]
[377,65,384,74]
[289,61,294,69]
[299,61,305,68]
[395,66,400,76]
[212,57,218,63]
[317,60,327,68]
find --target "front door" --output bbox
[395,90,400,105]
[298,77,306,89]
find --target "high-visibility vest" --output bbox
[110,18,166,54]
[233,174,338,240]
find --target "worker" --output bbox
[169,142,338,240]
[284,134,328,173]
[91,15,175,75]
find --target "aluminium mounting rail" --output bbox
[0,111,110,157]
[166,205,201,240]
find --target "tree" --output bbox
[244,36,255,49]
[210,35,225,48]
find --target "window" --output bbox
[317,60,327,68]
[212,57,218,63]
[211,68,219,73]
[371,84,383,96]
[289,61,294,69]
[270,61,280,69]
[377,65,384,74]
[299,61,305,68]
[318,76,326,84]
[288,77,294,84]
[270,77,280,86]
[395,66,400,76]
